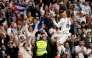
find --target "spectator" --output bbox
[25,11,34,24]
[84,1,91,15]
[33,3,40,19]
[77,11,86,24]
[83,32,92,48]
[87,42,92,58]
[0,31,9,47]
[19,41,33,58]
[64,42,72,58]
[7,21,17,36]
[70,21,80,34]
[16,12,23,25]
[0,9,6,25]
[6,8,16,26]
[0,44,7,58]
[6,40,19,58]
[59,0,67,11]
[75,40,87,58]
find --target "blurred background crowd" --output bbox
[0,0,92,58]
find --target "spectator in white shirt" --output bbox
[49,24,56,35]
[75,40,87,58]
[87,42,92,58]
[84,1,91,15]
[74,2,80,16]
[17,35,26,48]
[19,42,33,58]
[7,22,17,36]
[77,11,86,24]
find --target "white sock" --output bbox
[61,45,65,52]
[57,45,65,56]
[57,46,61,56]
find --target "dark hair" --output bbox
[59,10,64,14]
[43,5,49,10]
[27,11,31,16]
[77,28,81,31]
[23,42,26,47]
[64,41,70,47]
[81,21,85,24]
[79,39,84,42]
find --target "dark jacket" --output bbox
[0,49,3,58]
[0,35,9,47]
[0,18,6,24]
[6,46,19,58]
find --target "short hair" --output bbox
[77,28,81,31]
[59,10,64,13]
[79,39,84,42]
[81,21,85,24]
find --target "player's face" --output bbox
[62,13,67,18]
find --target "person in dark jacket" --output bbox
[0,44,7,58]
[0,32,9,47]
[6,40,19,58]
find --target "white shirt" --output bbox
[74,4,80,13]
[2,39,4,44]
[25,24,35,39]
[7,27,17,36]
[15,34,26,41]
[87,49,92,58]
[51,32,61,40]
[19,42,24,48]
[75,46,87,58]
[2,51,5,54]
[53,18,71,34]
[49,28,56,34]
[84,5,91,15]
[19,46,32,58]
[77,16,86,24]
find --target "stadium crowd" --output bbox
[0,0,92,58]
